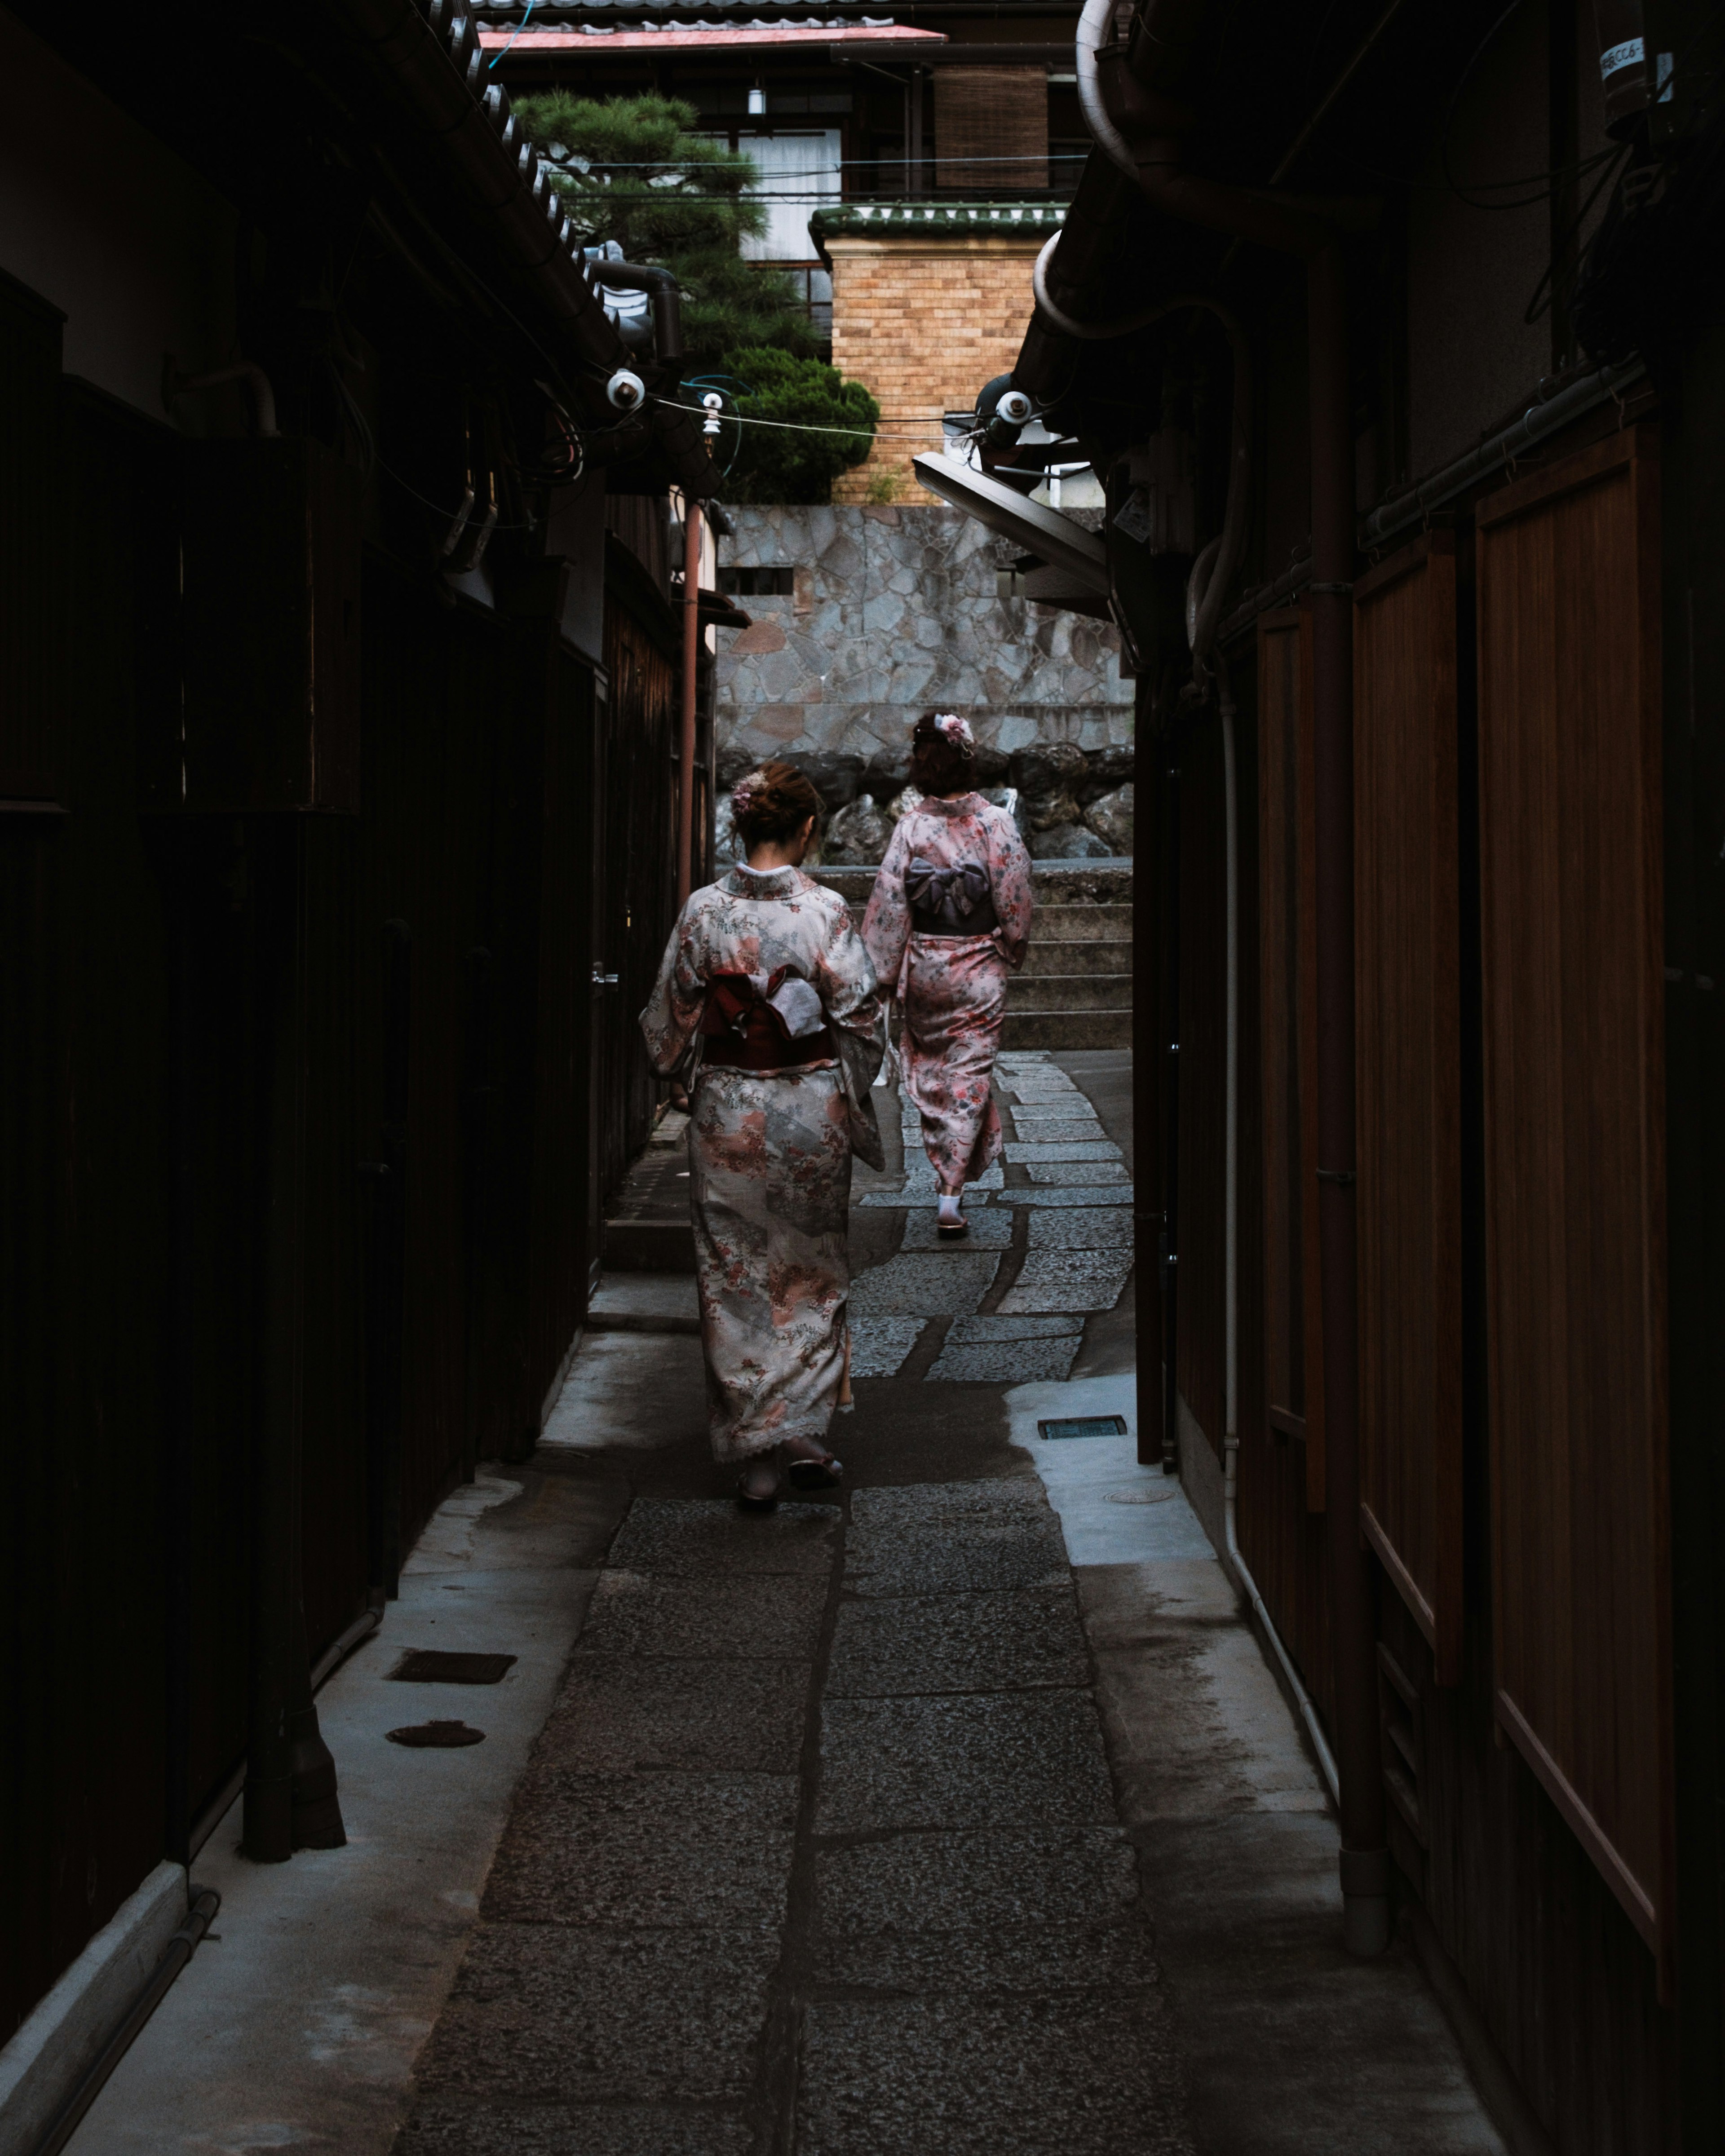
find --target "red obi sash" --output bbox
[700,971,836,1072]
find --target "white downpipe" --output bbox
[1218,672,1340,1808]
[1075,0,1139,179]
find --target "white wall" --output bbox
[0,7,237,419]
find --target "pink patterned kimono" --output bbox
[641,864,884,1462]
[862,793,1034,1187]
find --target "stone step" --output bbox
[602,1217,696,1273]
[1033,903,1133,941]
[1008,972,1134,1013]
[1020,939,1133,979]
[1002,1007,1132,1051]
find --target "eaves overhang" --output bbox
[911,449,1108,596]
[483,22,943,51]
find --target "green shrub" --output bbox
[716,347,879,504]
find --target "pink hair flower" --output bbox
[933,713,973,747]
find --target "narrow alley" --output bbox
[6,5,1723,2153]
[69,1054,1499,2156]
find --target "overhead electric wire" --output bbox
[661,396,943,439]
[544,151,1090,173]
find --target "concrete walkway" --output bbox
[70,1052,1506,2155]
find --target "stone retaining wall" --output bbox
[715,503,1132,779]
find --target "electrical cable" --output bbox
[659,397,940,438]
[489,0,539,66]
[539,151,1092,175]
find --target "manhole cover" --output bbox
[387,1721,486,1748]
[1106,1490,1175,1505]
[388,1650,517,1685]
[1038,1415,1128,1441]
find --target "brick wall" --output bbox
[826,235,1044,502]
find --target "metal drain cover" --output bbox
[1038,1415,1128,1441]
[388,1650,517,1684]
[387,1721,486,1748]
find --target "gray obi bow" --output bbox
[905,857,991,934]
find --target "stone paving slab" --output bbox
[607,1497,836,1577]
[1027,1206,1135,1249]
[484,1769,797,1931]
[827,1585,1090,1697]
[413,1923,776,2104]
[848,1315,925,1377]
[815,1825,1139,1938]
[992,1183,1137,1206]
[1007,1140,1125,1162]
[849,1250,1000,1314]
[797,1990,1192,2156]
[817,1691,1116,1834]
[929,1337,1084,1383]
[897,1205,1015,1249]
[540,1657,810,1774]
[400,2104,754,2156]
[1004,1116,1109,1142]
[818,1916,1165,1997]
[948,1313,1085,1340]
[578,1570,828,1660]
[999,1250,1134,1315]
[1028,1159,1132,1184]
[849,1478,1051,1530]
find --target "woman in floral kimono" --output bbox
[641,762,884,1508]
[862,713,1034,1237]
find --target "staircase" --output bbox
[815,861,1133,1052]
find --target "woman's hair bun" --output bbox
[731,760,823,846]
[910,710,975,796]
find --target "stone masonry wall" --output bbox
[714,502,1132,771]
[826,235,1045,501]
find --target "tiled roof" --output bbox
[812,201,1068,238]
[481,21,927,44]
[470,0,901,9]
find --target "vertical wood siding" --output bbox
[1255,606,1325,1507]
[1234,636,1336,1735]
[600,592,679,1203]
[1476,429,1673,1975]
[1353,535,1465,1682]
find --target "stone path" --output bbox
[396,1476,1191,2156]
[850,1051,1134,1385]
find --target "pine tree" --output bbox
[511,91,819,364]
[511,92,879,501]
[717,347,879,504]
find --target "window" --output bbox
[719,566,795,597]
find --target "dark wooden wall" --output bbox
[1475,431,1673,1978]
[1353,533,1465,1683]
[0,249,644,2037]
[1216,414,1679,2152]
[599,585,680,1206]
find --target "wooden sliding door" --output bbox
[1476,429,1672,1975]
[1353,533,1464,1681]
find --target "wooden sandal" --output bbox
[735,1471,780,1512]
[785,1453,844,1491]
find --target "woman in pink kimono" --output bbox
[862,713,1034,1237]
[641,762,884,1509]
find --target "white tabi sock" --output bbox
[937,1193,962,1224]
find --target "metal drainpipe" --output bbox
[1073,0,1390,1953]
[677,499,703,913]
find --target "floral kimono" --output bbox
[641,863,884,1463]
[862,793,1034,1187]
